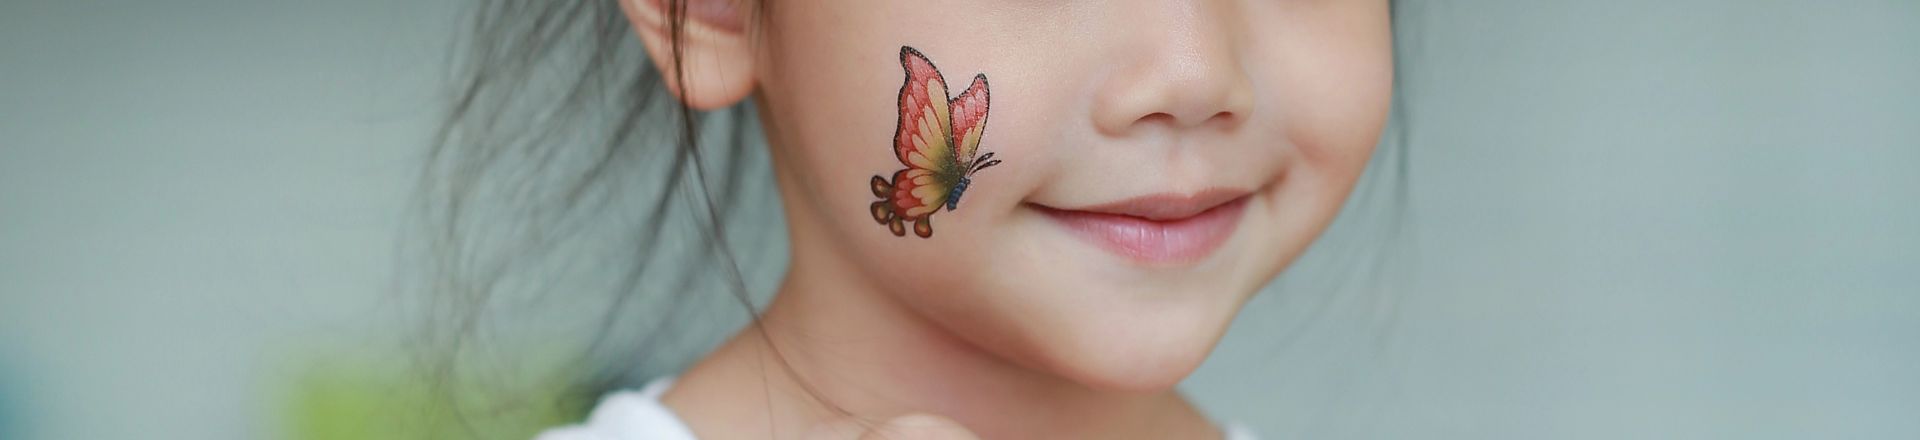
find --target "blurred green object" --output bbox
[283,359,584,440]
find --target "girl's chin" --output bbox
[1032,324,1225,393]
[977,284,1242,393]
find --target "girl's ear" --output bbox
[619,0,755,110]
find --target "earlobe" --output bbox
[618,0,756,110]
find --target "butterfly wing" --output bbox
[887,47,961,219]
[948,74,990,165]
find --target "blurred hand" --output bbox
[805,413,980,440]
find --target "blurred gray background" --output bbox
[1,0,1915,439]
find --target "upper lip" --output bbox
[1041,188,1253,221]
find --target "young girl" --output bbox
[431,0,1399,438]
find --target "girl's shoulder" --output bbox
[535,377,696,440]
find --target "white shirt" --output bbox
[537,377,1260,440]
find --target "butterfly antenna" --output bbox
[970,152,1000,174]
[972,158,1002,174]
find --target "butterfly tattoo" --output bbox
[869,46,1003,238]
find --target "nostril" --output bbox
[1205,110,1240,127]
[1137,112,1178,126]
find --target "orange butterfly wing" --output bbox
[948,74,990,165]
[889,47,960,219]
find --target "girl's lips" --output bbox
[1031,190,1252,265]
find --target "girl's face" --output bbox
[665,0,1392,391]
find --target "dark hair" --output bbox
[412,0,781,435]
[414,0,1414,436]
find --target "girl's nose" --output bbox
[1091,1,1254,136]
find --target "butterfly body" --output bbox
[869,47,1003,238]
[947,177,969,211]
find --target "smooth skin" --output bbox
[616,0,1394,438]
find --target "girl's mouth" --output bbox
[1029,189,1252,266]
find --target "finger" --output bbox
[857,414,979,440]
[804,413,981,440]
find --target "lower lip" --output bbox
[1035,196,1250,265]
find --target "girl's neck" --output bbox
[660,245,1222,440]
